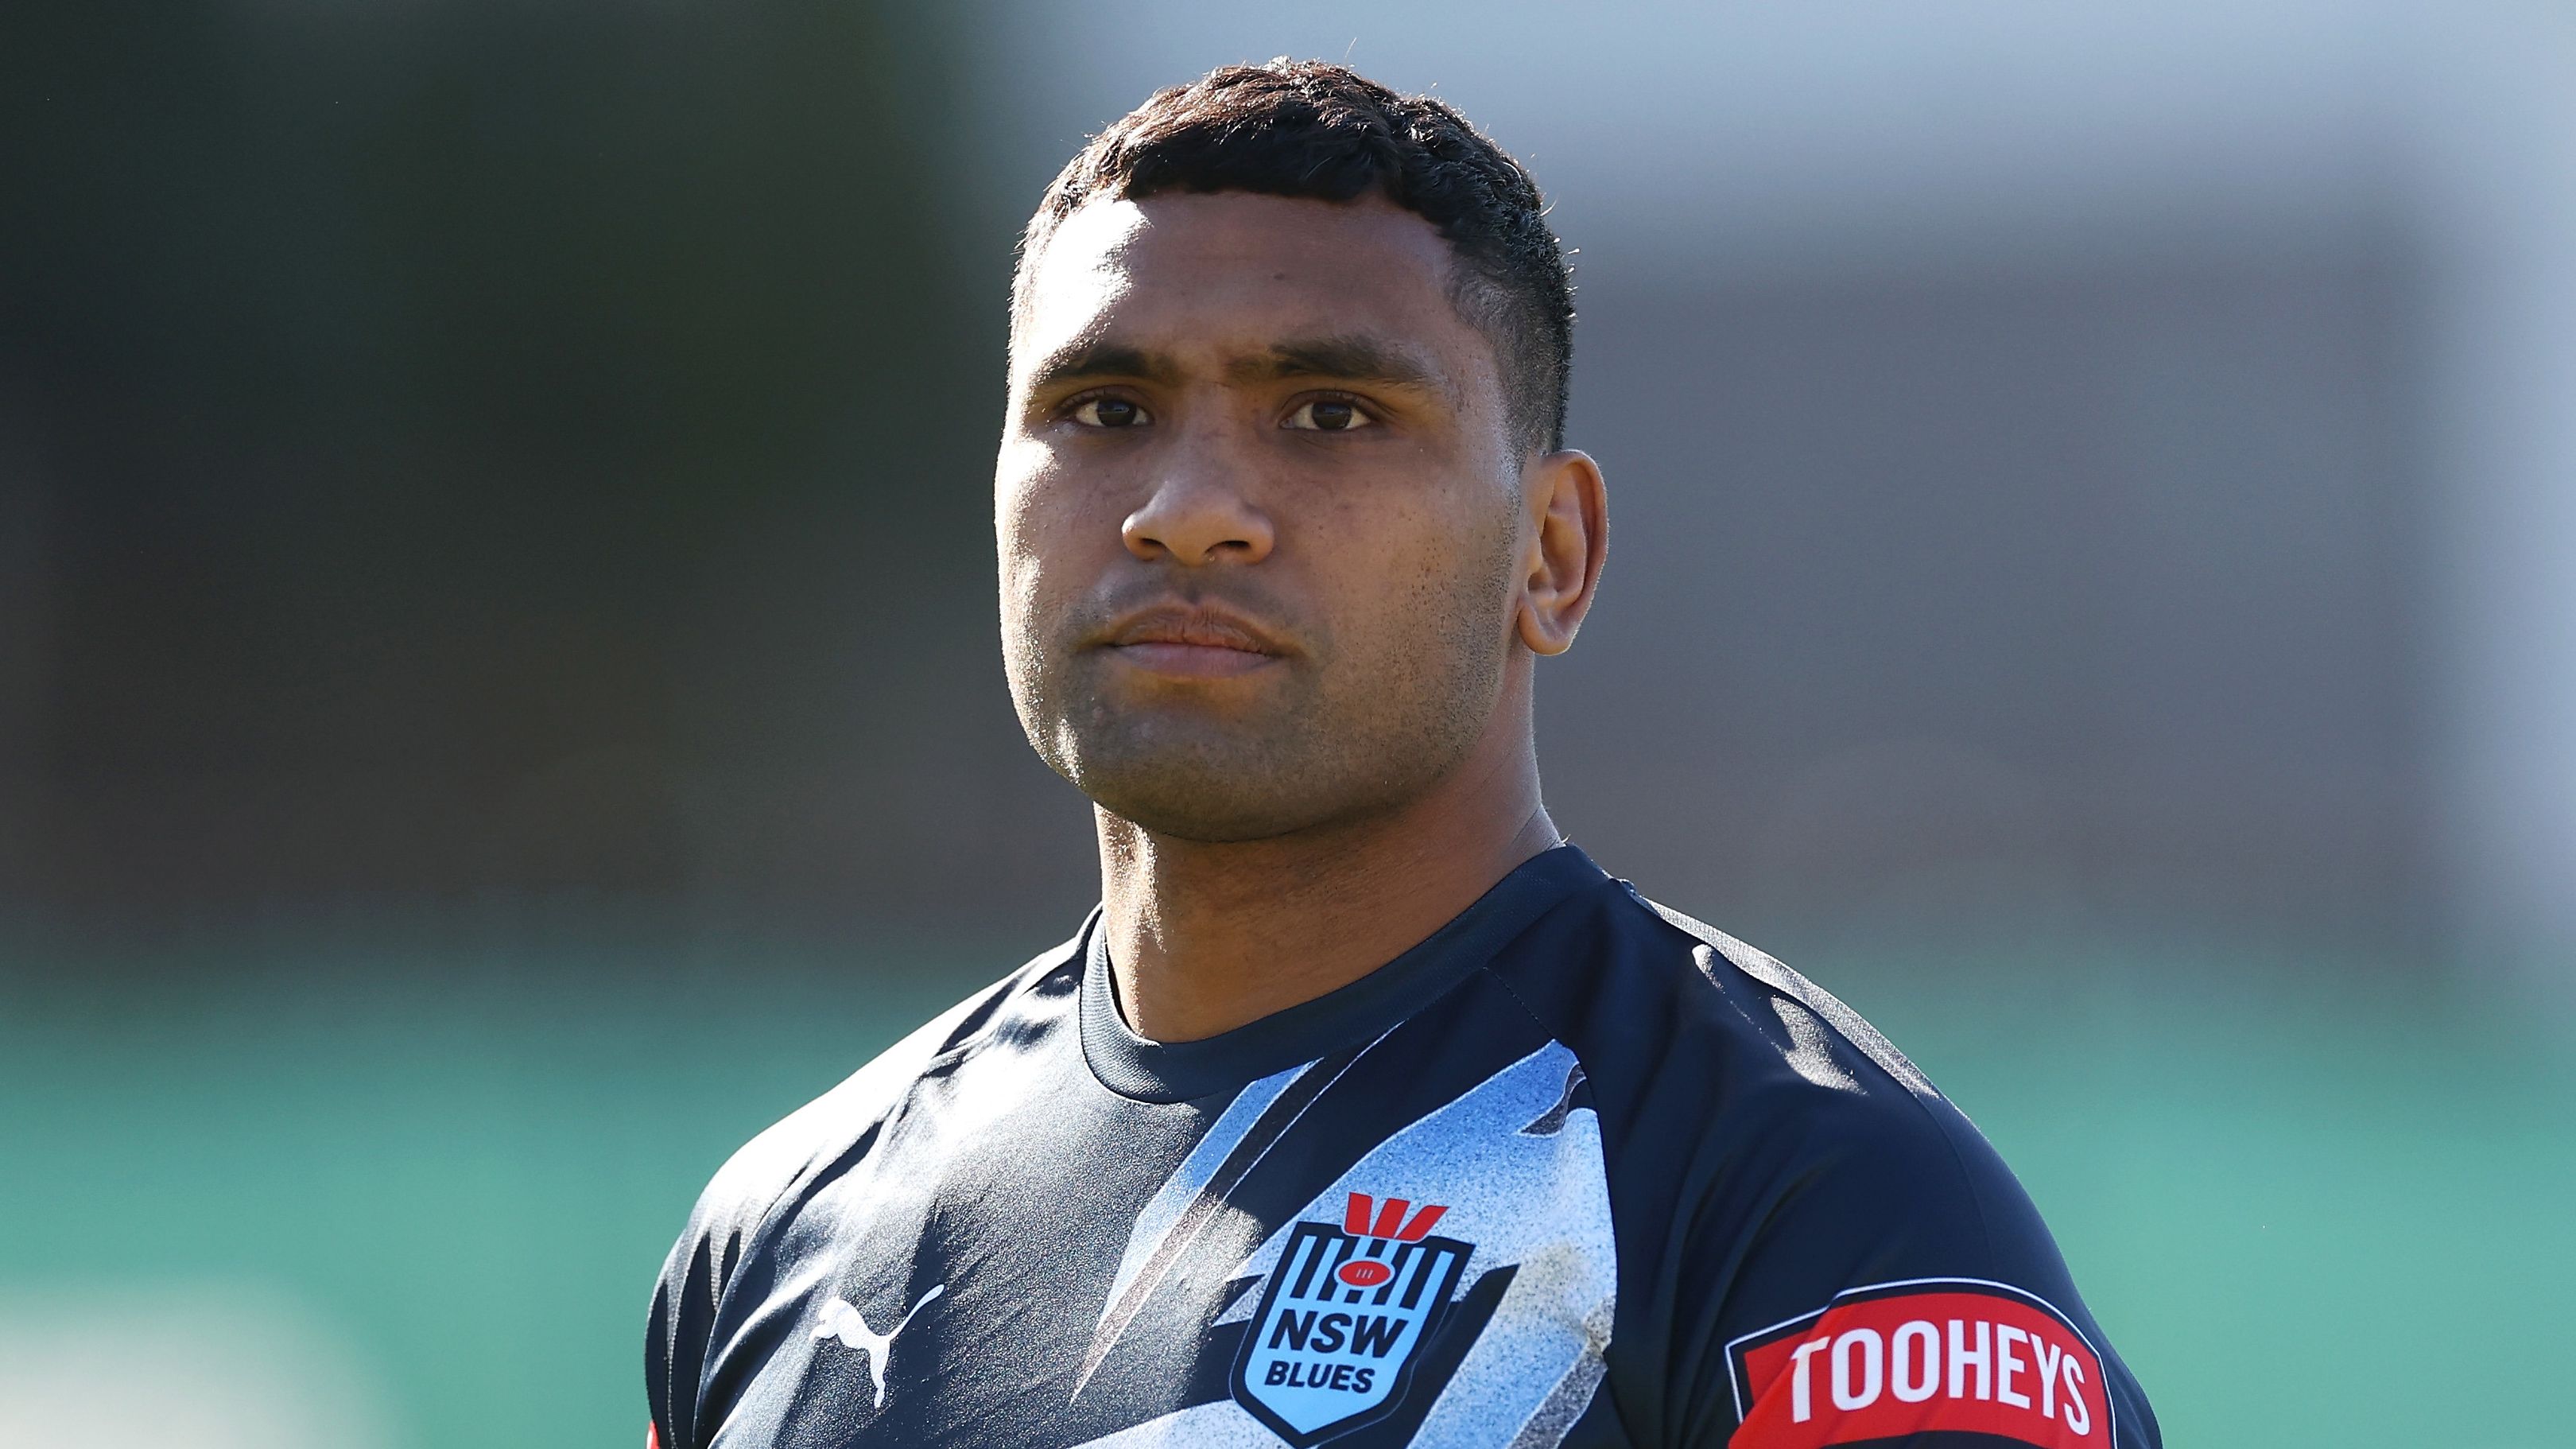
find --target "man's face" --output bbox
[997,191,1530,842]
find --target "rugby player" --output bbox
[649,60,2160,1449]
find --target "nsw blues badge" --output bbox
[1232,1192,1472,1446]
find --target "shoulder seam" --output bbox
[1466,874,1629,1065]
[1474,958,1562,1050]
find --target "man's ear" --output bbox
[1515,449,1608,656]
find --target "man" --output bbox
[648,60,2159,1449]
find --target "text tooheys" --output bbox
[1728,1287,2109,1448]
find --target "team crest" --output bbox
[1232,1192,1473,1446]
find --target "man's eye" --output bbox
[1072,398,1149,428]
[1283,398,1372,432]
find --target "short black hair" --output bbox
[1017,59,1575,456]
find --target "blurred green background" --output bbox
[6,2,2573,1445]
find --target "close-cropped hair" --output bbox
[1015,59,1576,458]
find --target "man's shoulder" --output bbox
[1639,895,1941,1101]
[1522,881,2105,1303]
[1498,876,1942,1116]
[1523,885,2141,1416]
[1486,872,2031,1239]
[674,934,1081,1255]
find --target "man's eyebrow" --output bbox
[1230,336,1453,398]
[1023,340,1176,393]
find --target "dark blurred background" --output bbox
[4,1,1081,930]
[4,3,2570,1446]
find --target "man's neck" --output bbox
[1094,717,1558,1044]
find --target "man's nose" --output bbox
[1120,451,1275,566]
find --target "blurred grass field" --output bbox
[2,935,2568,1448]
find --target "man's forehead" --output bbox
[1014,192,1474,374]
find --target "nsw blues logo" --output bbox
[1232,1192,1472,1446]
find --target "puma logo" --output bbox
[811,1284,945,1408]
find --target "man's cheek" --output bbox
[999,513,1094,605]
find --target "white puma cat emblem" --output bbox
[811,1284,945,1408]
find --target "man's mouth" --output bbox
[1096,604,1288,679]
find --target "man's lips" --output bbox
[1094,604,1289,679]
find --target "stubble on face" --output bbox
[1016,507,1517,844]
[996,193,1527,844]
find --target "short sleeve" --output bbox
[1674,1091,2160,1449]
[646,1131,792,1449]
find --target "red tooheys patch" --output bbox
[1727,1280,2113,1447]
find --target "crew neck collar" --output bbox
[1077,842,1609,1104]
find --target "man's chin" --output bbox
[1038,696,1478,845]
[1080,778,1333,845]
[1066,745,1369,845]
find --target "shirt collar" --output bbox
[1077,842,1609,1103]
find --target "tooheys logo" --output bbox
[1232,1192,1472,1447]
[1726,1280,2114,1449]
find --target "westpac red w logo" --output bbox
[1232,1193,1473,1447]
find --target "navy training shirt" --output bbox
[647,845,2159,1448]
